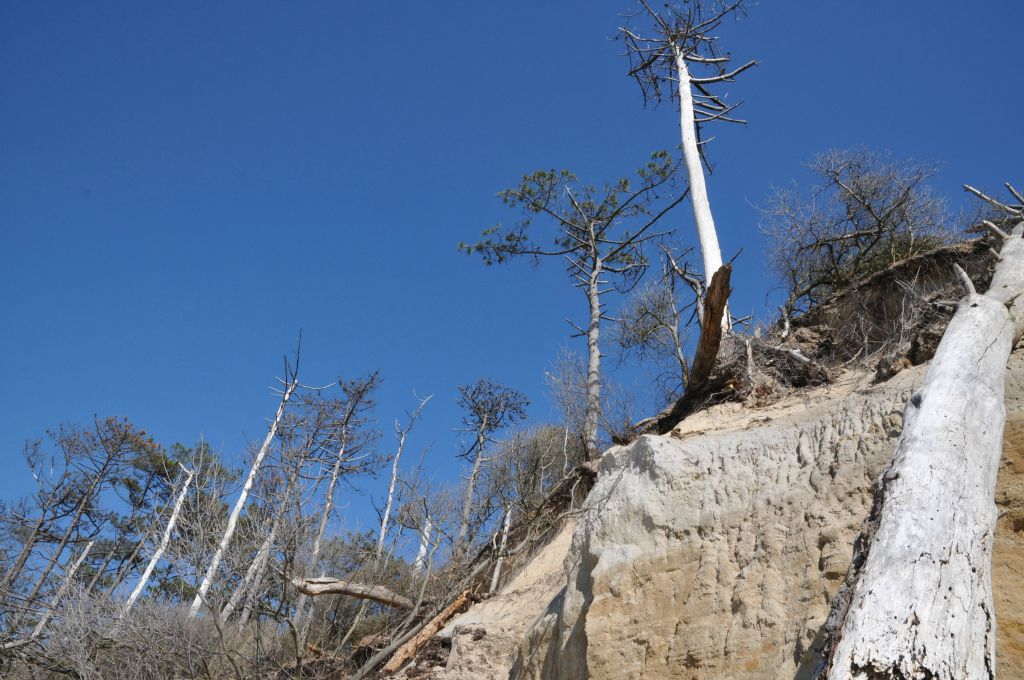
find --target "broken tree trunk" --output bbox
[290,577,415,609]
[822,218,1024,679]
[380,588,473,674]
[632,263,732,436]
[674,46,729,331]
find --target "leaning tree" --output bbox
[820,183,1024,679]
[461,152,687,456]
[621,0,756,329]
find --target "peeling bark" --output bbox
[822,221,1024,679]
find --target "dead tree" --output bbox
[462,153,686,456]
[189,350,300,617]
[292,373,381,641]
[621,0,756,330]
[122,463,194,614]
[760,148,951,323]
[820,184,1024,679]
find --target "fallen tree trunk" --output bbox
[380,588,473,674]
[822,216,1024,679]
[290,577,415,609]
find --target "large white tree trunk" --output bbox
[189,378,297,617]
[585,262,602,456]
[824,222,1024,679]
[674,48,729,331]
[412,515,432,576]
[123,465,194,614]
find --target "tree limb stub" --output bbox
[290,577,415,609]
[688,264,732,387]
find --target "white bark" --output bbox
[293,429,350,639]
[585,262,602,456]
[377,432,404,557]
[825,222,1024,679]
[220,518,278,624]
[456,429,486,556]
[412,515,432,576]
[189,377,297,617]
[123,465,194,614]
[3,541,95,650]
[675,47,729,331]
[489,506,514,593]
[291,577,415,609]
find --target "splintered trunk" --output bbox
[489,506,514,593]
[823,221,1024,679]
[124,466,194,614]
[585,263,602,457]
[674,47,728,331]
[189,378,297,617]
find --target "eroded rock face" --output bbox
[512,357,1024,679]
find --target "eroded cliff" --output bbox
[406,354,1024,679]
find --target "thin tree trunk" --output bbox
[189,377,297,617]
[124,465,194,614]
[585,261,603,457]
[822,221,1024,679]
[225,464,298,625]
[456,429,487,556]
[489,506,513,593]
[292,434,349,641]
[0,505,52,603]
[674,46,729,331]
[14,459,112,629]
[2,541,94,650]
[376,437,403,557]
[233,522,277,629]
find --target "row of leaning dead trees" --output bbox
[3,1,1019,678]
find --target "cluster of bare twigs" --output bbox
[0,338,594,679]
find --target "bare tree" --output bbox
[189,351,300,617]
[122,463,194,614]
[293,372,381,641]
[761,148,952,323]
[615,246,705,400]
[621,0,756,329]
[820,184,1023,679]
[463,153,686,456]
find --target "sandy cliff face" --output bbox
[507,355,1024,679]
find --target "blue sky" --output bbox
[2,1,1021,525]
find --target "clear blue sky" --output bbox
[2,1,1021,521]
